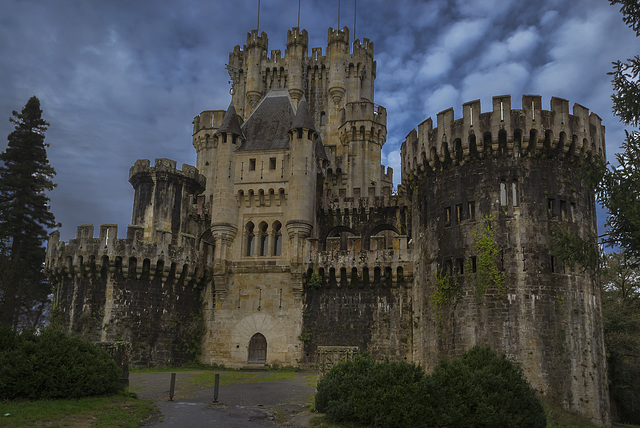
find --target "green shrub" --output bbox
[0,327,121,400]
[316,346,546,428]
[316,353,424,427]
[421,346,546,428]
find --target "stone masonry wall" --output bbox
[410,154,609,424]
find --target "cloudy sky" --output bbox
[1,0,637,241]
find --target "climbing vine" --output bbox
[472,215,506,296]
[306,272,323,289]
[430,269,461,327]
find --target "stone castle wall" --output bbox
[403,96,609,425]
[46,225,208,366]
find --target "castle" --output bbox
[45,26,610,423]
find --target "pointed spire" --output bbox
[315,134,328,160]
[292,97,315,131]
[217,102,243,136]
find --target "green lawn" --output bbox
[0,394,156,427]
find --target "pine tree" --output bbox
[0,96,58,328]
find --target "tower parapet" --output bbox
[129,158,205,241]
[401,95,606,181]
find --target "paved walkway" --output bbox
[129,371,317,427]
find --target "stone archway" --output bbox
[230,313,288,365]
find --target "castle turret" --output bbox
[327,27,349,107]
[210,103,244,279]
[129,158,205,241]
[338,101,388,198]
[287,97,318,271]
[285,27,308,106]
[193,109,226,197]
[244,30,268,115]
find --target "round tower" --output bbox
[244,30,268,114]
[286,97,318,271]
[285,27,308,106]
[402,95,609,425]
[327,27,349,107]
[192,109,226,199]
[129,158,205,241]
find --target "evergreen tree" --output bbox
[0,96,58,328]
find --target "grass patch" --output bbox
[190,371,296,386]
[0,394,155,427]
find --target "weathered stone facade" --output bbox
[45,26,609,424]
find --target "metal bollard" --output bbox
[213,373,220,403]
[169,373,176,401]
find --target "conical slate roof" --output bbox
[291,97,316,131]
[217,102,243,136]
[315,134,328,160]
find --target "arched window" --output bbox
[248,333,267,364]
[258,222,268,256]
[320,111,326,126]
[245,222,255,256]
[272,221,282,256]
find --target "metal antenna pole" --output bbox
[257,0,261,32]
[338,0,340,28]
[298,0,301,28]
[354,0,356,43]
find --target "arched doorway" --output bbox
[248,333,267,364]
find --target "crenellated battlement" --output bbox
[338,102,387,145]
[45,224,209,286]
[193,110,226,135]
[129,158,205,190]
[401,95,606,178]
[319,191,407,213]
[352,37,374,57]
[303,237,413,286]
[286,27,308,49]
[246,29,268,51]
[328,26,349,48]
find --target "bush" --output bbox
[316,353,424,427]
[0,327,121,400]
[315,346,546,428]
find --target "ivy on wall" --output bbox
[430,269,461,328]
[471,215,506,296]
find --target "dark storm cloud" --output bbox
[0,0,636,240]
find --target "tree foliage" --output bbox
[0,96,58,328]
[601,253,640,424]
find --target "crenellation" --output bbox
[401,95,607,178]
[46,223,208,287]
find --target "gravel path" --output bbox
[129,371,317,427]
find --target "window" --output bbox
[272,221,282,256]
[547,198,555,217]
[455,204,463,223]
[560,200,567,221]
[249,158,256,171]
[468,201,476,220]
[258,222,268,256]
[470,256,477,273]
[511,182,519,207]
[456,258,464,275]
[269,157,276,170]
[320,111,326,125]
[444,207,452,227]
[500,182,507,206]
[444,259,453,276]
[245,222,255,256]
